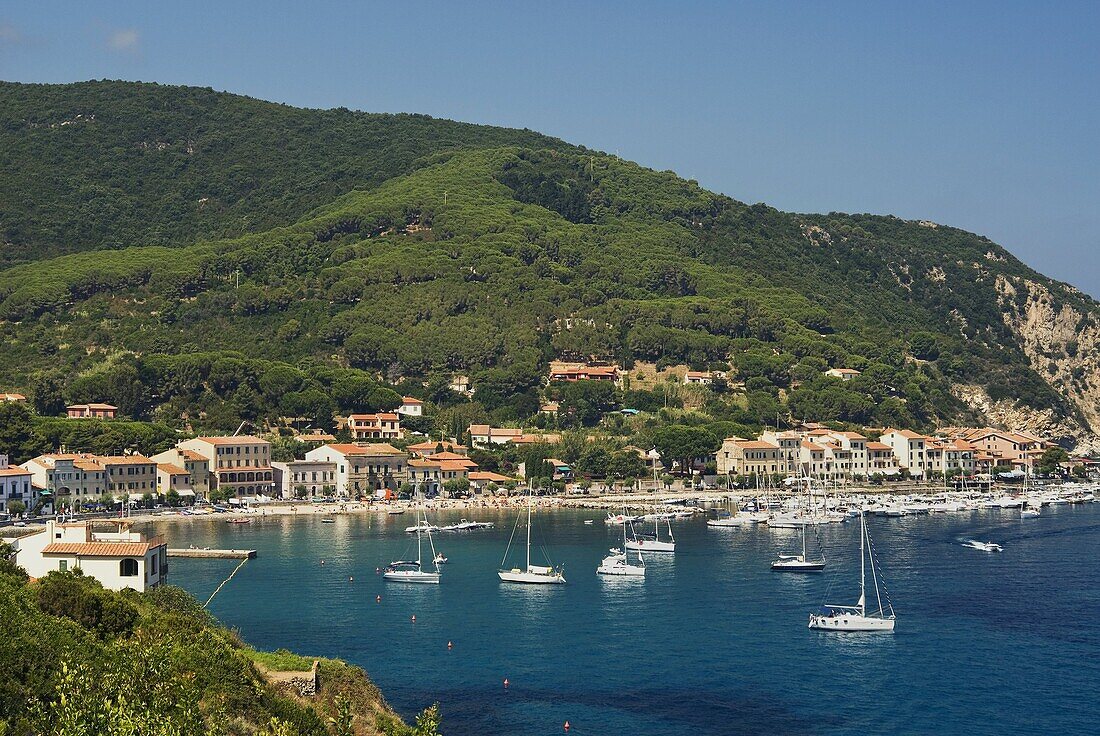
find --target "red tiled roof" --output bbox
[42,537,165,557]
[193,436,268,445]
[0,467,31,476]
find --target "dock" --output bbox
[168,548,257,559]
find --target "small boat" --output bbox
[387,508,406,515]
[771,525,825,572]
[385,504,442,584]
[626,517,675,553]
[226,518,251,525]
[597,548,645,577]
[604,512,636,526]
[320,518,335,524]
[433,552,448,565]
[808,512,896,632]
[499,494,565,584]
[405,522,440,534]
[583,519,595,525]
[1020,506,1040,518]
[965,540,1004,552]
[598,513,645,577]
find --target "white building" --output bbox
[468,425,523,446]
[11,520,167,592]
[304,443,407,498]
[273,460,338,499]
[0,455,34,514]
[880,429,929,478]
[176,436,273,497]
[824,368,862,381]
[21,454,108,507]
[397,397,424,417]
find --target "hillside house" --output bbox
[66,403,117,419]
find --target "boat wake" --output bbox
[960,538,1003,552]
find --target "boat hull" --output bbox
[625,540,675,553]
[771,560,825,572]
[498,569,566,584]
[383,571,440,584]
[808,613,895,631]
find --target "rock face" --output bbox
[981,275,1100,451]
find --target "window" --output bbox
[120,559,139,577]
[59,560,68,572]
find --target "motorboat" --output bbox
[433,552,448,565]
[964,540,1004,552]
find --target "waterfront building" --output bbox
[826,431,870,476]
[155,463,195,500]
[304,443,406,498]
[468,470,516,494]
[407,452,478,496]
[926,438,977,476]
[149,448,212,497]
[272,459,338,498]
[716,438,780,477]
[0,455,34,514]
[11,520,166,592]
[760,430,802,477]
[100,455,158,498]
[880,429,930,478]
[65,402,117,419]
[866,442,901,476]
[176,436,274,497]
[21,454,107,506]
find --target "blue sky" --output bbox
[2,1,1098,296]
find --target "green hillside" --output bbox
[0,80,567,267]
[0,81,1095,445]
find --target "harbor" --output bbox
[154,494,1100,736]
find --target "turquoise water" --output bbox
[153,505,1100,735]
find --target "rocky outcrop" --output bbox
[985,275,1100,451]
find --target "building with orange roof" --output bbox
[407,454,479,496]
[340,412,403,440]
[405,439,467,457]
[177,436,273,497]
[824,368,862,381]
[1,392,26,402]
[21,453,109,505]
[66,402,117,419]
[0,454,34,515]
[150,448,212,496]
[11,520,167,592]
[716,437,780,477]
[547,360,620,383]
[397,396,424,417]
[304,443,407,498]
[880,429,931,477]
[468,425,524,446]
[468,470,518,494]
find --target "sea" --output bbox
[152,503,1100,736]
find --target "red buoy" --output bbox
[411,615,416,622]
[503,678,509,688]
[376,595,382,603]
[447,641,453,649]
[349,576,354,582]
[564,720,571,731]
[320,560,325,565]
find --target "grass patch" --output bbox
[245,648,320,672]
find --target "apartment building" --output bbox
[716,438,780,476]
[880,429,929,478]
[149,448,212,496]
[21,454,108,505]
[304,443,407,497]
[176,436,273,497]
[342,413,402,440]
[0,455,34,514]
[272,460,338,498]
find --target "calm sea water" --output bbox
[152,504,1100,736]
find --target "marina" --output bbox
[156,494,1100,735]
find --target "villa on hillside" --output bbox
[547,360,620,382]
[1,392,26,402]
[396,397,423,416]
[340,413,402,440]
[66,403,117,419]
[823,368,862,381]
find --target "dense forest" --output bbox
[0,80,1096,446]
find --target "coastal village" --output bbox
[1,360,1093,518]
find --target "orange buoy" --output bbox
[564,721,571,732]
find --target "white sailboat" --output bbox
[771,524,825,572]
[808,512,895,631]
[625,516,675,553]
[598,513,645,577]
[384,502,441,584]
[498,494,565,584]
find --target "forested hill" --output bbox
[0,80,568,266]
[1,81,1098,448]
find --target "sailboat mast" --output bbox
[526,493,532,571]
[859,512,866,617]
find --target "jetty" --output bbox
[168,548,257,559]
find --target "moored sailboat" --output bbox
[499,494,565,584]
[808,512,895,631]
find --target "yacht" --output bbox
[808,512,896,632]
[771,524,825,572]
[626,517,675,553]
[384,503,441,584]
[499,494,565,585]
[598,513,645,576]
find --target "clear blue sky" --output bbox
[2,1,1098,296]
